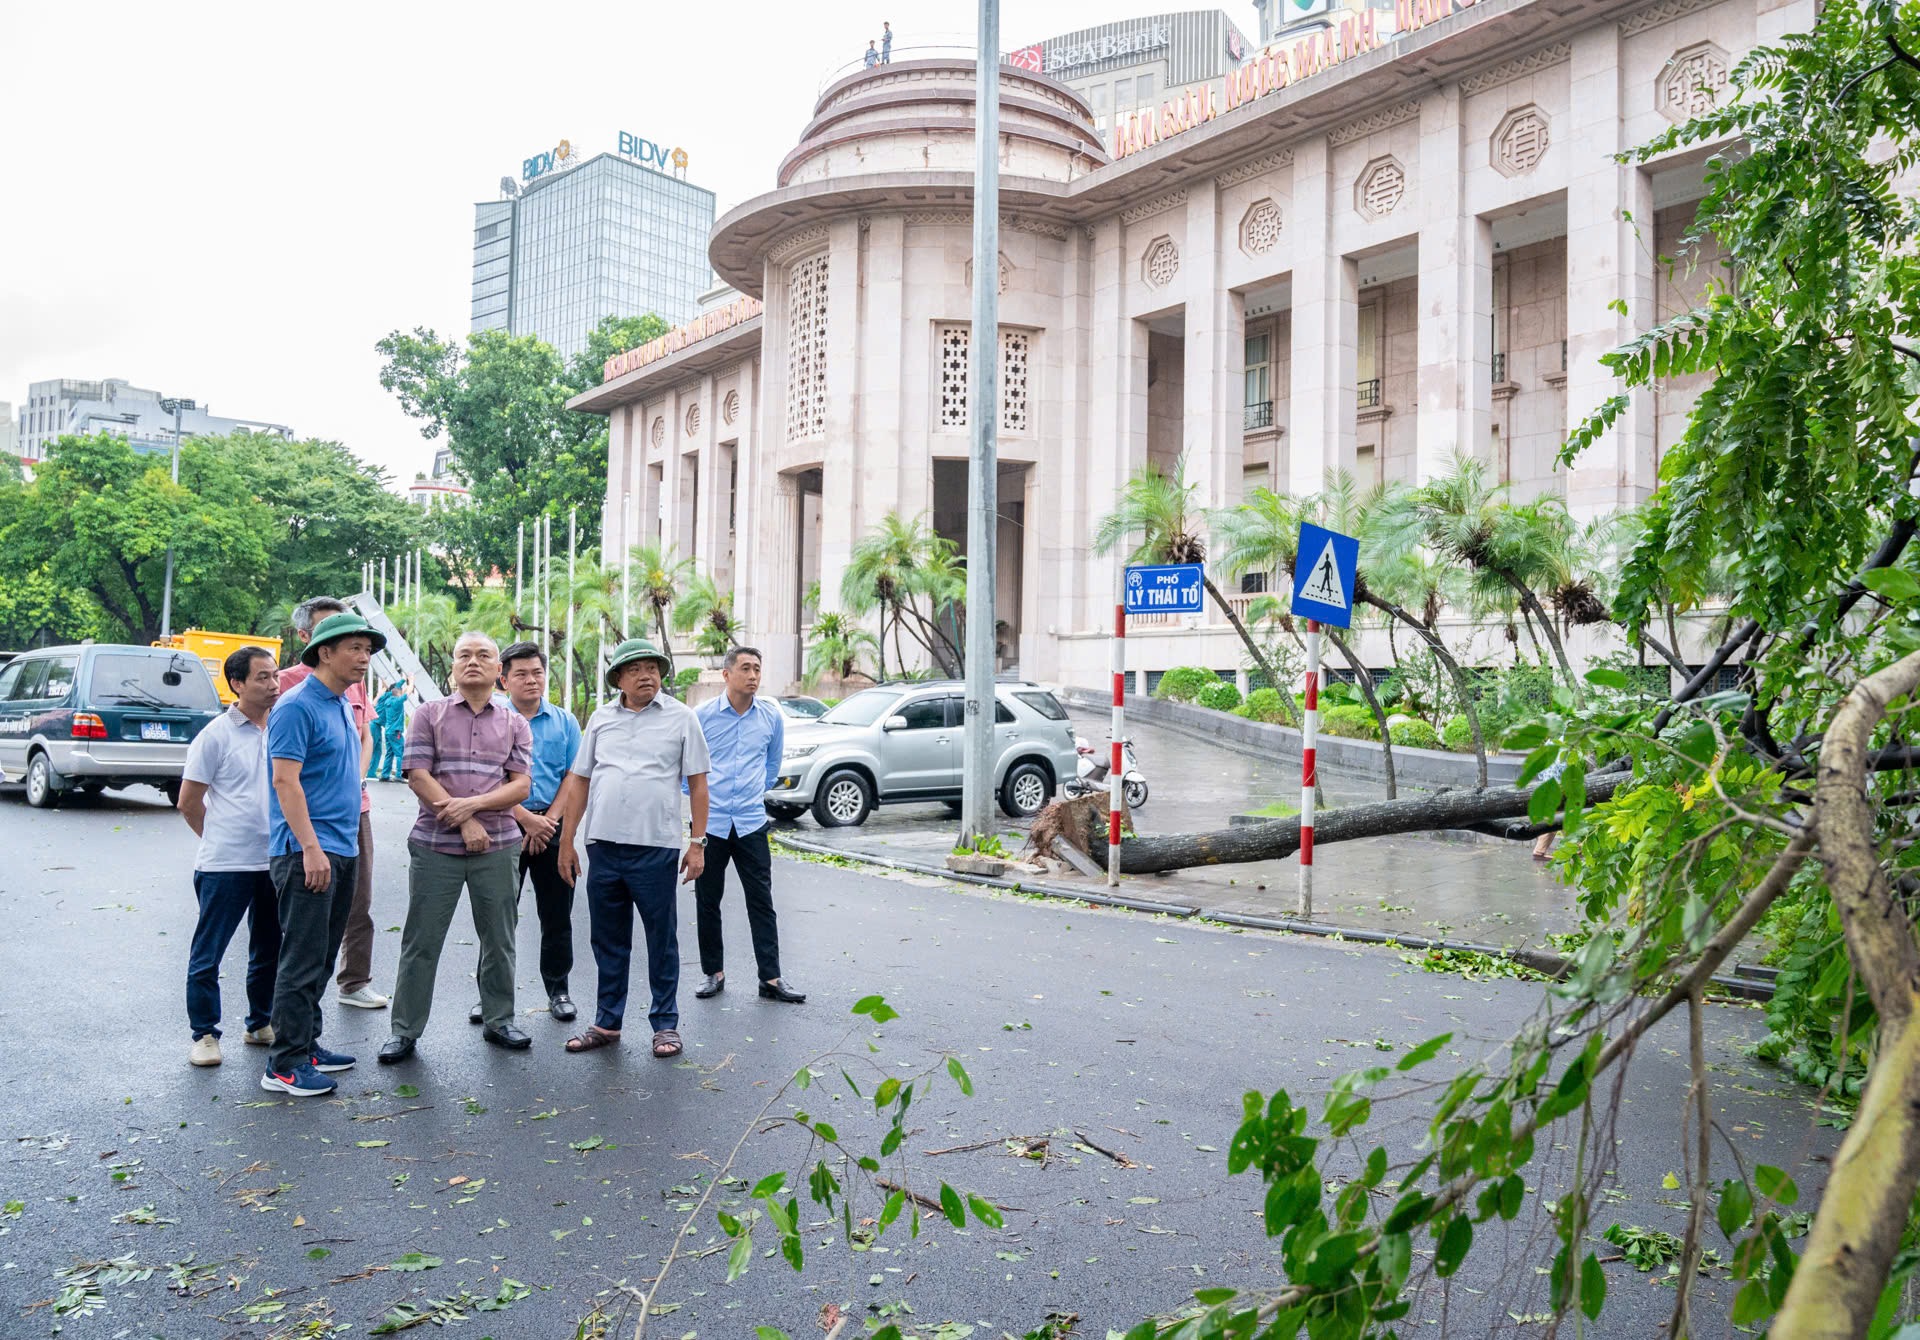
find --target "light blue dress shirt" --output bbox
[694,693,785,838]
[518,697,583,811]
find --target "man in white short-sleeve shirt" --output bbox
[177,646,282,1068]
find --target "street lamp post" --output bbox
[156,397,197,640]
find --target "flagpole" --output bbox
[565,506,577,717]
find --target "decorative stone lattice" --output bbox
[685,403,701,438]
[1000,331,1031,434]
[963,253,1013,294]
[1659,42,1729,122]
[650,417,665,448]
[1492,106,1551,177]
[1144,236,1180,288]
[939,326,971,429]
[1355,158,1405,221]
[786,252,830,442]
[1240,200,1282,256]
[722,389,740,425]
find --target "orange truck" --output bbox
[152,630,285,705]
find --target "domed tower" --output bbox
[709,57,1106,685]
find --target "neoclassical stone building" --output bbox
[571,0,1805,692]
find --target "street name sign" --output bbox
[1124,562,1204,615]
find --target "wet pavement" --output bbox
[789,707,1583,949]
[0,780,1834,1338]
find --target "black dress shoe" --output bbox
[759,979,807,1004]
[483,1023,532,1050]
[377,1036,416,1064]
[695,973,725,999]
[469,1003,483,1026]
[549,994,577,1022]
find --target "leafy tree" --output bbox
[672,569,741,662]
[0,433,273,645]
[842,511,964,678]
[804,611,879,688]
[0,565,101,647]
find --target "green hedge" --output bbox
[1234,687,1292,724]
[673,666,702,691]
[1442,714,1473,752]
[1388,719,1441,750]
[1197,680,1242,711]
[1154,666,1219,703]
[1320,704,1380,740]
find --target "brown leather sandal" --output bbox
[651,1029,682,1058]
[565,1027,620,1053]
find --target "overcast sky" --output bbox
[0,0,1186,488]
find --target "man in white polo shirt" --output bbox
[177,645,282,1067]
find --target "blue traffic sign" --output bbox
[1291,522,1358,628]
[1125,563,1204,615]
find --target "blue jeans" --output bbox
[584,841,680,1033]
[187,870,282,1040]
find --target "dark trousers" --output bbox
[267,850,356,1074]
[693,824,780,983]
[187,870,282,1040]
[519,820,576,996]
[583,841,679,1033]
[335,810,375,993]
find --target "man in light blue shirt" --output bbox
[691,646,804,1004]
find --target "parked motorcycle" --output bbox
[1066,734,1149,809]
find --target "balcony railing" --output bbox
[1491,352,1507,382]
[1243,399,1273,430]
[1357,378,1381,409]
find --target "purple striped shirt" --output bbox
[403,695,533,855]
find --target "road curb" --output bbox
[774,835,1776,1001]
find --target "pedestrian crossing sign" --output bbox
[1291,522,1359,628]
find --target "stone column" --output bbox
[817,219,864,611]
[602,406,633,569]
[1182,187,1244,511]
[1287,136,1358,498]
[763,471,803,689]
[1088,216,1149,644]
[1416,85,1494,484]
[1565,24,1656,519]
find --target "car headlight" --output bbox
[783,744,818,760]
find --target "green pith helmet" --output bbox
[605,637,673,689]
[301,611,388,666]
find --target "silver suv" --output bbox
[766,681,1078,827]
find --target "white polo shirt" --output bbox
[181,705,272,872]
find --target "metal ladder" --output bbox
[349,592,443,704]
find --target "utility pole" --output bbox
[156,397,196,639]
[565,506,577,717]
[960,0,1001,844]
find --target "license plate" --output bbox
[140,722,171,741]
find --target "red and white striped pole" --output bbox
[1109,585,1126,887]
[1299,618,1320,917]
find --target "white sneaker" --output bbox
[189,1035,222,1067]
[337,986,390,1009]
[243,1025,275,1047]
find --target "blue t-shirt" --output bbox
[267,673,363,858]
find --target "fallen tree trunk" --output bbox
[1117,771,1628,873]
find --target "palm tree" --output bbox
[626,542,693,649]
[392,592,461,687]
[672,569,741,662]
[842,512,963,678]
[1093,457,1287,701]
[803,611,880,689]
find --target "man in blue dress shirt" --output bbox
[692,647,805,1004]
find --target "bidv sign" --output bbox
[523,138,577,182]
[619,131,687,173]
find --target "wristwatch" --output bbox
[689,835,708,847]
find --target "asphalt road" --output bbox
[0,781,1836,1338]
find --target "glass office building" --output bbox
[470,153,716,361]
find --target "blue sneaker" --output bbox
[310,1045,356,1073]
[260,1062,337,1097]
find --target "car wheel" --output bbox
[1124,778,1149,810]
[25,753,61,810]
[999,761,1051,819]
[164,780,183,808]
[767,803,805,822]
[812,771,875,828]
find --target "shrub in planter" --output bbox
[1197,680,1242,712]
[1388,719,1441,750]
[1154,666,1219,703]
[673,666,702,691]
[1320,704,1380,740]
[1236,687,1291,724]
[1442,714,1474,752]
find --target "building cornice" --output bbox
[1459,41,1573,92]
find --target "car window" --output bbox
[820,688,906,727]
[89,652,219,710]
[996,700,1015,724]
[10,659,49,701]
[1014,691,1067,721]
[43,657,78,702]
[896,697,946,730]
[0,662,23,701]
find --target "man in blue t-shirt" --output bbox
[262,612,385,1097]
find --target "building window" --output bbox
[1244,332,1271,429]
[1356,300,1381,399]
[937,327,1033,433]
[1491,264,1507,382]
[786,252,829,442]
[1090,83,1109,115]
[1137,72,1155,104]
[1115,77,1132,107]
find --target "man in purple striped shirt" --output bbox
[379,632,533,1063]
